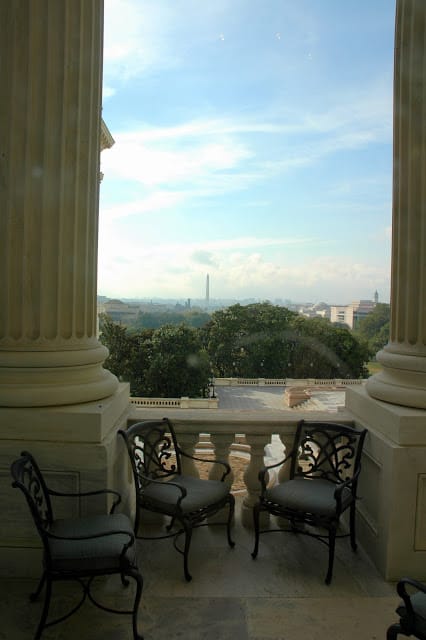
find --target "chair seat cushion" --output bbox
[49,513,137,574]
[141,474,229,515]
[264,477,353,517]
[396,592,426,635]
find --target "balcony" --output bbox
[3,386,400,639]
[1,493,397,639]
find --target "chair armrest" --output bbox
[178,448,232,482]
[265,449,295,472]
[48,488,122,513]
[333,471,362,511]
[257,451,295,494]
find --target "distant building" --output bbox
[99,299,140,323]
[330,298,377,329]
[297,302,331,320]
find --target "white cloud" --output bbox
[100,191,185,220]
[102,85,116,99]
[101,130,253,187]
[100,77,392,212]
[103,0,178,83]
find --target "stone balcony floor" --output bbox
[1,496,398,640]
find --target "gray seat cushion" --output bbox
[264,477,353,517]
[49,513,137,573]
[141,474,229,515]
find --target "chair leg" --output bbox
[30,571,46,602]
[386,623,405,639]
[251,503,260,559]
[131,570,144,640]
[349,502,357,551]
[183,521,193,582]
[325,528,336,585]
[227,494,236,548]
[34,576,52,640]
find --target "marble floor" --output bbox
[0,497,399,640]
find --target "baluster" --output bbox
[208,432,235,488]
[241,434,270,528]
[276,430,297,530]
[177,432,200,478]
[207,432,235,523]
[277,432,295,483]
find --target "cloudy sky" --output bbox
[99,0,395,305]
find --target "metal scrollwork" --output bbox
[132,428,177,486]
[22,463,50,529]
[298,427,357,482]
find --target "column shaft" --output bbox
[0,0,117,406]
[367,0,426,409]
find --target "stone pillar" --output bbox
[347,0,426,580]
[0,0,133,579]
[0,0,118,407]
[366,0,426,410]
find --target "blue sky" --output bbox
[99,0,395,305]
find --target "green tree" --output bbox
[144,324,211,397]
[129,309,211,331]
[203,303,299,378]
[99,314,154,395]
[204,303,369,379]
[100,317,211,397]
[354,303,390,357]
[291,316,370,378]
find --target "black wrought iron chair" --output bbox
[10,451,143,640]
[251,419,367,584]
[119,418,235,581]
[387,578,426,639]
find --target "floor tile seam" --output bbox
[239,594,398,602]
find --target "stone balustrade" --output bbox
[214,377,364,387]
[130,396,219,409]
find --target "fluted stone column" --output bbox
[0,0,118,407]
[367,0,426,410]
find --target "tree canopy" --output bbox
[353,303,390,358]
[100,302,371,398]
[127,309,211,331]
[99,315,210,397]
[204,303,369,379]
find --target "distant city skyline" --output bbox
[98,287,382,309]
[99,1,394,305]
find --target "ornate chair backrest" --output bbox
[120,419,182,490]
[10,451,53,549]
[290,420,367,485]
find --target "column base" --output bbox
[366,348,426,410]
[0,345,119,407]
[346,385,426,580]
[0,383,132,577]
